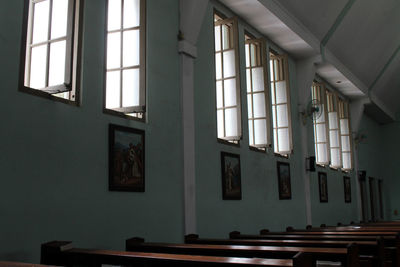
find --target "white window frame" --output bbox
[326,90,342,169]
[311,82,330,166]
[245,36,271,149]
[20,0,82,103]
[104,0,146,120]
[214,12,242,142]
[339,98,353,170]
[269,52,293,155]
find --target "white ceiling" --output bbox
[219,0,400,122]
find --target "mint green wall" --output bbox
[0,0,183,263]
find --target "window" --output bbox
[245,36,270,149]
[214,13,242,142]
[269,52,292,155]
[311,82,330,165]
[105,0,146,119]
[339,99,352,170]
[326,90,342,168]
[20,0,82,102]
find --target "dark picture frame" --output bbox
[109,124,145,192]
[318,172,328,202]
[221,152,242,200]
[343,176,351,203]
[277,161,291,200]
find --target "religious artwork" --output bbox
[109,124,145,192]
[221,152,242,200]
[318,172,328,202]
[277,161,291,200]
[344,176,351,203]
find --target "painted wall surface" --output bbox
[0,0,183,263]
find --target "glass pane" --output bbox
[107,32,121,69]
[224,78,236,107]
[317,143,328,163]
[341,136,350,152]
[122,68,139,107]
[253,93,266,118]
[278,128,290,152]
[330,148,341,167]
[277,104,288,127]
[123,29,140,67]
[32,0,50,44]
[254,119,267,145]
[342,153,351,169]
[30,44,47,89]
[272,107,277,128]
[247,94,253,118]
[217,109,224,138]
[222,25,230,50]
[214,26,221,51]
[330,130,340,147]
[106,71,121,109]
[316,124,327,142]
[250,44,256,67]
[49,40,66,86]
[223,50,236,78]
[124,0,140,28]
[246,69,251,92]
[245,44,249,67]
[215,52,222,80]
[340,118,349,134]
[252,67,264,92]
[316,104,326,123]
[328,112,338,129]
[225,108,238,137]
[273,129,278,152]
[216,81,223,108]
[108,0,121,31]
[248,120,254,146]
[51,0,68,39]
[269,60,274,81]
[270,83,275,104]
[274,59,279,80]
[275,81,287,104]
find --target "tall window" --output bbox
[20,0,82,102]
[311,82,330,165]
[339,99,352,170]
[245,36,270,149]
[214,13,241,142]
[326,91,342,168]
[105,0,146,119]
[270,52,292,155]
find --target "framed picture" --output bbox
[221,152,242,200]
[344,176,351,203]
[109,124,145,192]
[318,172,328,202]
[277,161,291,200]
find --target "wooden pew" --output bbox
[126,237,359,267]
[0,262,56,267]
[40,241,312,267]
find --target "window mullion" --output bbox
[45,0,53,88]
[119,0,124,108]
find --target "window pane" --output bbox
[316,124,327,142]
[331,148,341,167]
[270,83,275,104]
[275,81,287,104]
[273,129,278,152]
[274,60,279,80]
[252,67,264,92]
[250,44,256,67]
[122,68,139,107]
[215,52,222,80]
[342,153,351,169]
[248,120,254,146]
[32,0,50,44]
[108,0,121,31]
[123,0,140,28]
[272,107,277,128]
[214,26,221,52]
[216,81,223,108]
[328,112,338,129]
[316,105,326,123]
[254,119,267,145]
[222,25,230,50]
[224,78,237,107]
[107,32,121,69]
[340,119,349,134]
[253,93,266,118]
[30,45,47,89]
[269,60,274,81]
[123,29,140,67]
[277,104,288,127]
[225,108,238,137]
[246,69,251,92]
[223,50,236,78]
[217,109,224,138]
[51,0,68,39]
[341,136,350,152]
[247,94,252,118]
[245,44,250,67]
[106,71,121,109]
[330,130,340,147]
[278,128,290,152]
[49,40,66,86]
[317,143,328,163]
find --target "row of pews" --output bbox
[4,221,400,267]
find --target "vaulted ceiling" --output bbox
[220,0,400,123]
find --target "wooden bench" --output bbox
[0,262,56,267]
[40,241,312,267]
[126,237,359,267]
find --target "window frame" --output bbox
[269,51,293,155]
[213,11,242,143]
[103,0,146,121]
[338,98,353,171]
[326,89,343,169]
[19,0,83,105]
[245,36,271,150]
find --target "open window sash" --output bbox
[326,91,342,169]
[339,99,353,170]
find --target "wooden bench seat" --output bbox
[0,262,56,267]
